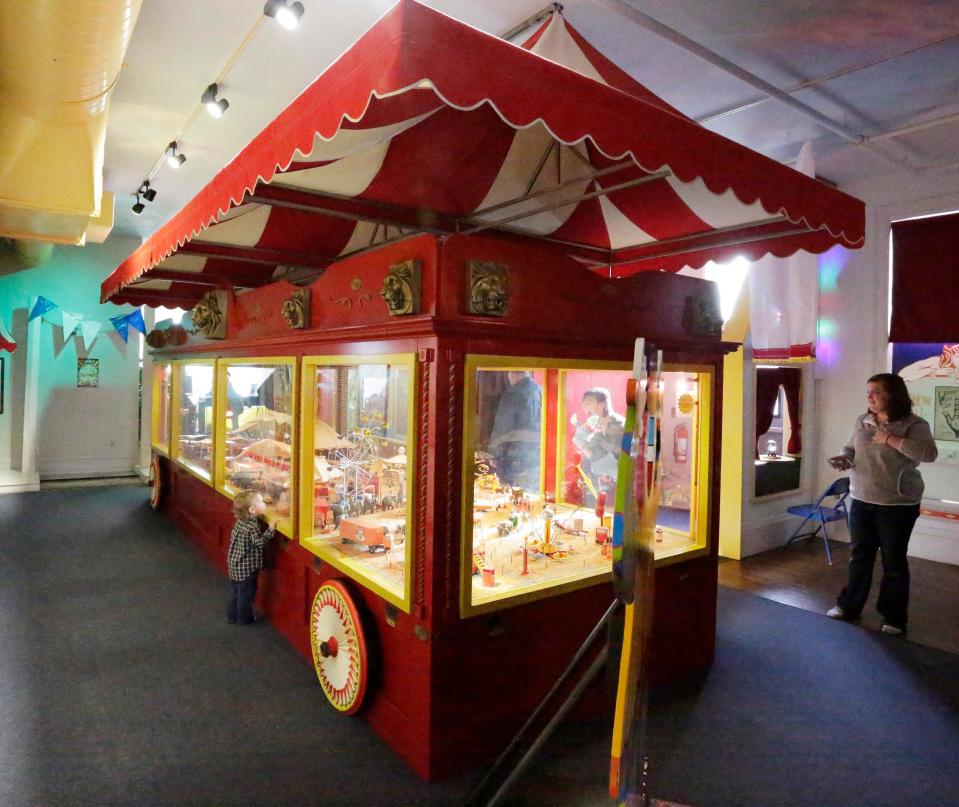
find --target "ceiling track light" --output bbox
[166,141,186,169]
[132,193,145,215]
[264,0,305,30]
[139,180,157,202]
[201,83,229,118]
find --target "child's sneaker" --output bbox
[826,606,845,619]
[880,623,904,635]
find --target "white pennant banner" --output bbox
[78,319,103,352]
[61,311,83,339]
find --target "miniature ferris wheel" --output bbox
[329,431,377,491]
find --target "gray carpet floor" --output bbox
[1,486,958,806]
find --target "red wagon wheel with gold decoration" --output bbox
[148,455,162,510]
[310,580,368,715]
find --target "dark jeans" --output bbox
[227,571,259,624]
[837,499,920,628]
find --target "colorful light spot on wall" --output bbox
[818,246,849,294]
[817,316,841,367]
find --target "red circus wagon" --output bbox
[105,1,864,781]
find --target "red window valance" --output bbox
[889,211,959,343]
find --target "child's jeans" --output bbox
[227,571,259,624]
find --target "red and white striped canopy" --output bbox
[103,0,864,308]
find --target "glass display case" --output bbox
[215,359,297,535]
[172,360,216,481]
[462,356,712,615]
[298,354,416,611]
[151,362,173,454]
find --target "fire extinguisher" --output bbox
[673,423,688,463]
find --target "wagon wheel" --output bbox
[148,455,162,510]
[309,580,368,715]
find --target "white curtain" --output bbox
[748,142,818,360]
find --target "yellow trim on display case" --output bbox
[298,353,417,613]
[655,365,713,568]
[214,358,298,538]
[170,359,216,486]
[150,362,172,456]
[460,356,714,618]
[461,355,630,618]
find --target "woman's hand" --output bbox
[873,427,900,448]
[828,455,854,471]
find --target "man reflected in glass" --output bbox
[489,371,542,490]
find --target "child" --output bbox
[227,490,275,625]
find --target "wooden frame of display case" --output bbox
[460,355,714,617]
[213,357,298,538]
[297,352,418,613]
[128,228,737,782]
[170,358,217,485]
[150,361,173,456]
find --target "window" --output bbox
[151,363,172,453]
[217,360,296,533]
[173,361,216,480]
[299,355,416,611]
[463,357,711,616]
[754,365,802,497]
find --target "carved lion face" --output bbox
[192,293,223,336]
[473,275,507,315]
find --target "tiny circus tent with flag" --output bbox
[101,0,864,309]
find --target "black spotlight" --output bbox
[166,141,186,169]
[140,180,157,202]
[201,83,229,118]
[264,0,305,29]
[132,193,145,215]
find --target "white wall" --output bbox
[813,168,959,564]
[0,235,143,482]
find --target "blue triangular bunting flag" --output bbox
[28,296,57,322]
[126,309,146,335]
[109,314,131,343]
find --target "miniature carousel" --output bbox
[105,1,864,781]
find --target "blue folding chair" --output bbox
[785,477,850,565]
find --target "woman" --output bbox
[827,373,937,634]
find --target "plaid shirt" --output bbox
[227,516,274,581]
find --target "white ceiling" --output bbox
[104,0,959,241]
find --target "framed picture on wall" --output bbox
[77,358,100,388]
[934,387,959,442]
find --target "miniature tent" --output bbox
[314,418,353,450]
[102,0,864,308]
[240,438,293,462]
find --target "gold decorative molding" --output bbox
[191,290,228,339]
[468,260,508,317]
[380,259,422,316]
[281,289,310,329]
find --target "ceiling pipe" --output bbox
[594,0,923,176]
[0,0,142,252]
[697,31,959,129]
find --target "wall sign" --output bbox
[77,358,100,388]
